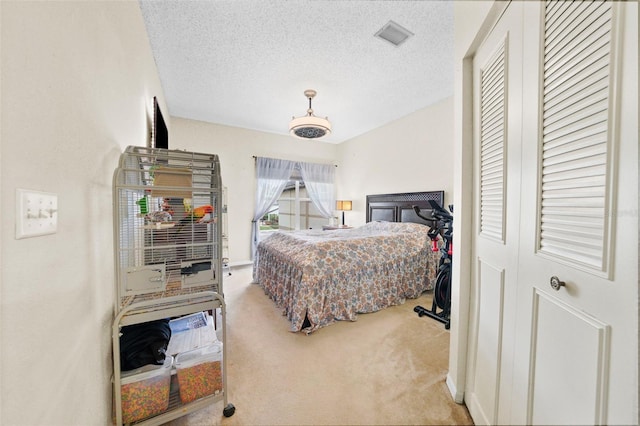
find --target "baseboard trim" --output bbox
[446,373,464,404]
[229,260,253,267]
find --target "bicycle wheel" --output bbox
[434,265,451,310]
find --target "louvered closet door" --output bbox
[466,3,524,424]
[510,1,638,425]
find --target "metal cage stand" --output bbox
[111,146,235,425]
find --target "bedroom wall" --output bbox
[336,97,454,227]
[170,97,454,266]
[168,117,338,264]
[1,2,165,424]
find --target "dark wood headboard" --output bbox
[366,191,445,226]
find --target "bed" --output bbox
[253,191,444,333]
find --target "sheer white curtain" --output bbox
[251,157,295,259]
[299,161,335,218]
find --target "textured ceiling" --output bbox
[139,0,453,144]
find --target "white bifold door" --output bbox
[466,1,638,425]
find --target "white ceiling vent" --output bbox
[374,20,414,47]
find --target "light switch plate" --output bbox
[16,189,58,239]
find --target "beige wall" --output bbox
[169,118,338,263]
[336,97,454,228]
[1,2,164,424]
[170,96,454,265]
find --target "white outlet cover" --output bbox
[16,189,58,239]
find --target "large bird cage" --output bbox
[113,146,223,310]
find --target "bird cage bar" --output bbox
[113,146,223,311]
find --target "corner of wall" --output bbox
[446,373,465,404]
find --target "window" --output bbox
[278,183,328,231]
[252,156,335,258]
[258,171,330,239]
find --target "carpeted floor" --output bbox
[165,265,473,425]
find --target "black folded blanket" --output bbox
[119,319,171,371]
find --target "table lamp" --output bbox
[336,200,352,226]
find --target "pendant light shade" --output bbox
[289,90,332,139]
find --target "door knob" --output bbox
[550,276,565,291]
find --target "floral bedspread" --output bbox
[253,221,439,333]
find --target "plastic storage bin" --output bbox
[175,342,223,403]
[120,356,173,423]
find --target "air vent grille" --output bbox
[375,20,414,47]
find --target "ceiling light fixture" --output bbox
[289,89,332,139]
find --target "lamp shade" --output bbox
[289,115,332,139]
[336,200,352,211]
[289,89,331,140]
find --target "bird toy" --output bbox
[174,205,215,232]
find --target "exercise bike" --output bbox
[413,200,453,329]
